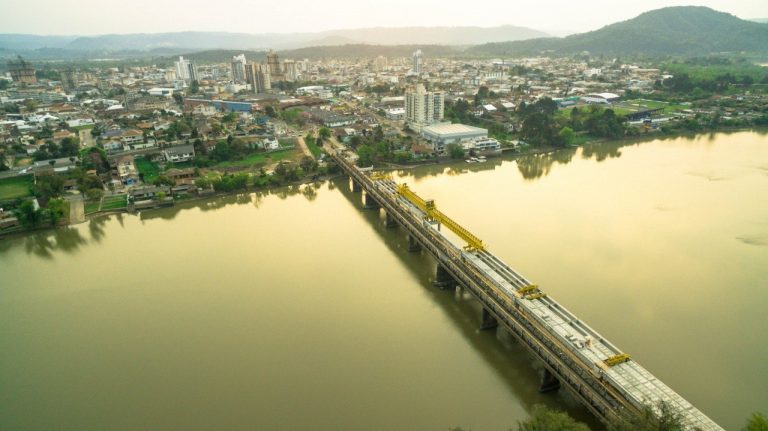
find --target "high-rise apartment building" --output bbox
[412,49,423,75]
[174,56,198,82]
[374,55,387,72]
[231,54,247,83]
[246,63,270,93]
[266,50,284,82]
[283,59,298,82]
[405,83,444,130]
[8,56,36,84]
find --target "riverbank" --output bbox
[3,125,765,240]
[377,125,768,171]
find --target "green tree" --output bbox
[446,143,465,159]
[299,155,317,172]
[607,401,685,431]
[33,175,65,200]
[356,144,375,167]
[188,80,200,94]
[153,175,175,187]
[0,151,8,171]
[558,127,576,146]
[517,405,590,431]
[743,412,768,431]
[14,200,43,228]
[85,188,103,201]
[46,198,68,226]
[318,127,332,142]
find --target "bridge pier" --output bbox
[480,307,499,330]
[351,179,362,192]
[433,264,456,290]
[385,212,398,228]
[364,193,380,209]
[539,368,561,393]
[407,234,421,252]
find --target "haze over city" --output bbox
[1,0,766,35]
[2,1,768,430]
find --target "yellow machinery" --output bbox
[604,353,631,367]
[396,184,485,251]
[370,172,392,181]
[518,284,539,295]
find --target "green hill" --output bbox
[472,6,768,57]
[280,44,461,60]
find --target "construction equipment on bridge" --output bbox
[370,172,392,181]
[397,183,485,251]
[518,284,539,295]
[526,292,548,300]
[604,354,631,367]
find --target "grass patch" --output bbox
[84,200,101,214]
[213,148,296,168]
[135,158,161,183]
[101,197,127,210]
[624,99,689,114]
[0,175,34,200]
[305,137,322,158]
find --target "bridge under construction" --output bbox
[331,149,723,431]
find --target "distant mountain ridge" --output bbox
[471,6,768,56]
[0,25,547,53]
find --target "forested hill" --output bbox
[470,6,768,57]
[280,44,462,60]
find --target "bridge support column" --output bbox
[480,307,498,330]
[364,193,380,209]
[539,368,561,393]
[351,180,362,192]
[407,235,421,252]
[433,264,456,290]
[385,212,397,228]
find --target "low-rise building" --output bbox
[421,123,488,153]
[162,144,195,163]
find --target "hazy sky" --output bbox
[2,0,766,35]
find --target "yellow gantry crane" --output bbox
[396,183,485,252]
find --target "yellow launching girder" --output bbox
[396,183,485,251]
[603,353,631,367]
[370,172,392,181]
[518,284,539,295]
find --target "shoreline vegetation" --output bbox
[2,126,765,241]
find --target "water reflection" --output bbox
[516,148,577,180]
[23,227,88,259]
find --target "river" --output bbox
[1,131,766,430]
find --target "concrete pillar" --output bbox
[407,234,421,252]
[364,193,380,209]
[351,180,362,192]
[433,264,455,290]
[385,212,397,228]
[539,368,561,393]
[480,307,498,330]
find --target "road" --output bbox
[66,194,85,224]
[296,136,312,158]
[79,128,96,148]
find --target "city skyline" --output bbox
[1,0,765,36]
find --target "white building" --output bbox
[421,123,488,153]
[283,60,298,82]
[581,92,620,104]
[405,84,444,131]
[174,56,198,82]
[231,54,247,83]
[412,49,423,75]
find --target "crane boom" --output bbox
[396,184,485,251]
